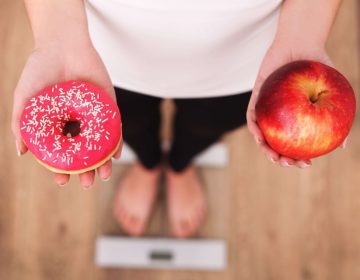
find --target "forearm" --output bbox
[274,0,342,48]
[24,0,90,48]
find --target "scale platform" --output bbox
[96,236,227,271]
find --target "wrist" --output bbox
[25,0,91,49]
[272,32,326,55]
[34,28,92,51]
[273,0,341,52]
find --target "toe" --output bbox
[172,217,192,238]
[180,219,190,233]
[128,215,145,236]
[198,206,207,222]
[183,217,199,238]
[113,202,125,223]
[120,209,132,233]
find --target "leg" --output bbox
[166,91,251,238]
[113,87,163,236]
[169,91,251,172]
[115,87,163,169]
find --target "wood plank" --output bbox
[0,0,359,279]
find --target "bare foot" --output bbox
[113,162,161,236]
[166,167,207,238]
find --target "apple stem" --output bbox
[310,90,328,104]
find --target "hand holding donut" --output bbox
[12,39,122,188]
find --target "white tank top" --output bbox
[86,0,281,98]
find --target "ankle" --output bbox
[166,166,198,184]
[133,162,162,175]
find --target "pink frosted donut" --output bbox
[20,80,122,174]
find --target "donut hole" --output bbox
[63,120,81,137]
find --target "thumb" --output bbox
[340,137,348,149]
[12,92,29,157]
[11,69,55,157]
[247,71,268,142]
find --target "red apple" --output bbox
[255,60,356,160]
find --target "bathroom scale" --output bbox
[96,236,227,271]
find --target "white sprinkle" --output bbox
[22,82,119,170]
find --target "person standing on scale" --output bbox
[12,0,341,237]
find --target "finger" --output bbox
[247,114,265,144]
[340,137,348,149]
[15,138,28,157]
[12,96,29,156]
[294,159,312,169]
[53,173,70,187]
[113,139,123,159]
[12,60,55,156]
[246,73,267,144]
[97,160,112,181]
[252,72,266,98]
[278,156,295,167]
[79,170,95,189]
[259,143,280,163]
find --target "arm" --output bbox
[247,0,342,168]
[275,0,342,49]
[25,0,90,48]
[12,0,120,187]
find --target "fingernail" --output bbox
[342,138,348,149]
[102,176,111,182]
[255,137,261,144]
[58,182,68,187]
[282,162,290,167]
[83,184,93,190]
[266,155,276,163]
[15,141,21,157]
[301,162,311,169]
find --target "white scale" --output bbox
[96,142,229,270]
[96,237,227,271]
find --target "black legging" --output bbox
[115,87,251,172]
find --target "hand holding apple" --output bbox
[255,60,356,160]
[246,40,342,168]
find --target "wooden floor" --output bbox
[1,0,359,279]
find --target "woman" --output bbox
[12,0,341,238]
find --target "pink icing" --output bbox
[20,80,122,171]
